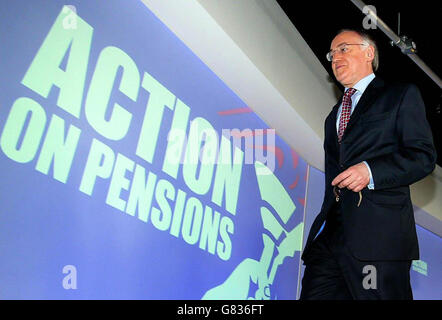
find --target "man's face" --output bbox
[330,31,374,88]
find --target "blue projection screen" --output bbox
[0,1,440,300]
[0,0,308,299]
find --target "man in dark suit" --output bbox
[300,29,437,300]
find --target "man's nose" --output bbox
[332,54,344,65]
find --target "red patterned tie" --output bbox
[337,88,357,142]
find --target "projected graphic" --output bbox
[409,224,442,300]
[0,1,307,299]
[203,162,303,299]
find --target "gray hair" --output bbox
[336,29,379,71]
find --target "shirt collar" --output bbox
[345,73,376,95]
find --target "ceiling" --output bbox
[276,0,442,166]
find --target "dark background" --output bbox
[276,0,441,167]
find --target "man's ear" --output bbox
[366,45,375,62]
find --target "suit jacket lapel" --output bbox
[342,77,385,139]
[331,101,340,146]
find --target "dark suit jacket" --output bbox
[302,77,437,261]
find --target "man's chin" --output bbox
[335,74,350,87]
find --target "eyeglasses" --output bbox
[326,43,369,62]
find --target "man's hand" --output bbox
[331,162,370,192]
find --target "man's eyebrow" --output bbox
[330,42,348,50]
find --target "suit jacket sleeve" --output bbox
[365,84,437,189]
